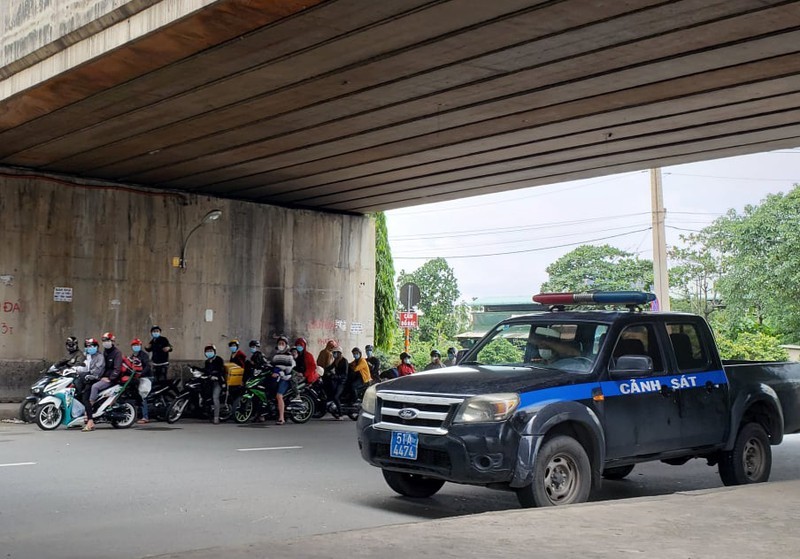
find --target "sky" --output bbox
[385,148,800,302]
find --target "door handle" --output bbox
[659,385,674,398]
[705,381,717,393]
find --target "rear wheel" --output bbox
[382,470,445,498]
[516,435,592,508]
[35,402,63,430]
[19,399,38,423]
[219,402,233,422]
[233,397,254,424]
[166,396,189,424]
[602,464,635,480]
[719,422,771,486]
[289,394,314,424]
[111,402,136,429]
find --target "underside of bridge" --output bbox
[2,0,800,214]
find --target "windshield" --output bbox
[464,321,609,373]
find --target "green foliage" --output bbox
[540,245,654,293]
[373,212,397,352]
[397,258,461,347]
[668,231,723,319]
[476,338,523,364]
[714,331,789,362]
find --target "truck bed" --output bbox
[723,360,800,435]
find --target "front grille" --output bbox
[374,443,452,472]
[374,391,464,435]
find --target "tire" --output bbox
[347,410,360,421]
[602,464,635,480]
[19,398,38,423]
[719,422,771,486]
[516,435,592,508]
[35,402,63,431]
[166,396,189,424]
[289,394,314,424]
[233,397,254,424]
[111,402,137,429]
[382,469,445,498]
[219,402,233,422]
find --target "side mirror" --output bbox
[609,355,654,379]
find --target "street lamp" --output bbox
[179,209,222,269]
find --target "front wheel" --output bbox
[166,396,189,424]
[111,402,137,429]
[602,464,635,480]
[19,398,38,423]
[35,402,63,430]
[719,422,771,486]
[516,435,592,508]
[233,397,254,424]
[382,470,445,498]
[288,394,314,424]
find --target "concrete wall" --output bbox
[0,169,375,400]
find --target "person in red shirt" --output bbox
[294,337,320,384]
[397,352,416,376]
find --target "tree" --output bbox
[373,212,397,351]
[397,258,461,347]
[540,245,654,294]
[668,231,723,319]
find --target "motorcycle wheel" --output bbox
[289,394,314,424]
[111,402,137,429]
[35,402,63,430]
[347,409,360,421]
[166,396,189,424]
[312,396,326,419]
[19,398,38,423]
[219,402,233,422]
[233,397,254,423]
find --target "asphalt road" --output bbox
[2,418,799,559]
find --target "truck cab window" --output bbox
[666,323,710,371]
[612,324,664,373]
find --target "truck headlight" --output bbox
[361,385,378,414]
[453,393,519,423]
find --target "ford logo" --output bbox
[398,408,419,420]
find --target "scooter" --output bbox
[19,365,77,423]
[328,382,369,421]
[231,369,314,424]
[34,359,139,430]
[165,367,233,424]
[140,377,181,421]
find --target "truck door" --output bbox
[665,321,729,448]
[601,323,683,459]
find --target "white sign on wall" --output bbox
[350,322,363,334]
[53,287,73,302]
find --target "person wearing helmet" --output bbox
[397,351,415,376]
[293,337,320,384]
[269,336,295,425]
[246,339,269,382]
[131,338,153,424]
[348,347,371,403]
[316,340,336,370]
[55,336,83,369]
[145,325,172,382]
[424,349,446,371]
[74,338,105,397]
[444,347,458,367]
[227,339,247,369]
[364,344,381,382]
[84,332,123,431]
[203,344,225,424]
[326,344,348,419]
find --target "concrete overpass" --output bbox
[2,0,800,399]
[3,0,800,213]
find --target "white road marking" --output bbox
[0,462,37,468]
[236,446,302,452]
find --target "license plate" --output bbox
[390,431,418,460]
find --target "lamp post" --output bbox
[179,209,222,269]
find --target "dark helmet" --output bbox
[150,325,161,333]
[365,344,374,352]
[84,337,99,347]
[276,335,289,345]
[447,347,457,354]
[352,347,361,355]
[66,336,79,352]
[430,349,441,357]
[400,352,411,360]
[204,344,216,353]
[249,339,261,348]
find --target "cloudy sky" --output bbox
[385,147,800,302]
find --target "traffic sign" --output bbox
[399,312,419,329]
[399,282,421,310]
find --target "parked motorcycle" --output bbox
[19,364,76,423]
[231,369,314,424]
[328,382,369,421]
[165,367,233,424]
[34,360,140,430]
[140,378,180,421]
[306,379,329,419]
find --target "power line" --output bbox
[393,227,652,260]
[664,172,798,182]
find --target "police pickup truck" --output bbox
[357,291,800,508]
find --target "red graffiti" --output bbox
[307,319,336,331]
[2,301,21,313]
[1,322,13,335]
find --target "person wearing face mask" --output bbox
[293,337,320,385]
[444,347,458,367]
[424,349,446,371]
[327,345,348,419]
[269,336,295,425]
[83,332,123,432]
[130,338,153,424]
[247,339,269,378]
[145,325,172,382]
[203,344,226,424]
[397,352,415,376]
[228,339,248,369]
[364,344,381,383]
[348,348,371,402]
[74,338,105,398]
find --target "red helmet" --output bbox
[131,338,143,346]
[84,338,99,347]
[101,332,115,342]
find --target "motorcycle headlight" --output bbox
[32,387,43,394]
[453,393,520,424]
[361,385,378,415]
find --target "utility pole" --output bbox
[650,168,670,311]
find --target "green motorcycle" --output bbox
[231,368,314,424]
